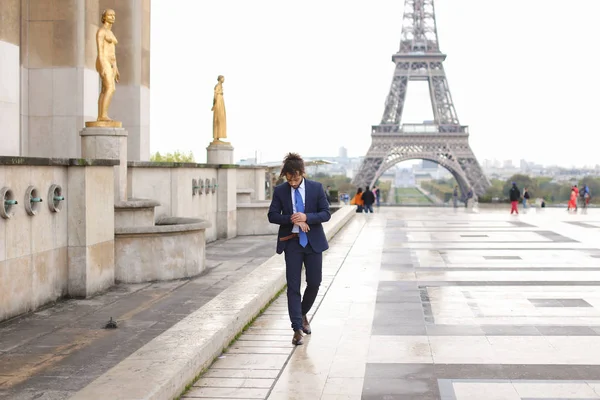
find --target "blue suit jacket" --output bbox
[267,179,331,254]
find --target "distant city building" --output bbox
[520,159,529,171]
[338,147,348,160]
[238,158,258,166]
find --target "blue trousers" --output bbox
[284,239,322,331]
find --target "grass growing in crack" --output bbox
[226,285,286,349]
[173,285,287,400]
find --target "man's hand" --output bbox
[297,222,310,233]
[291,212,307,224]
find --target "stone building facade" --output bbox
[0,0,151,161]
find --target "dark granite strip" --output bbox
[535,230,579,243]
[363,364,439,400]
[510,221,537,228]
[484,255,522,260]
[399,241,564,244]
[412,267,600,272]
[367,363,600,380]
[395,248,599,251]
[565,221,600,229]
[462,291,484,317]
[521,398,599,400]
[536,326,598,336]
[529,298,593,308]
[377,324,600,336]
[364,364,600,400]
[405,281,600,286]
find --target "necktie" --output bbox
[294,188,308,247]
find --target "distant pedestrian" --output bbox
[351,188,365,213]
[584,185,591,207]
[374,186,381,207]
[581,184,591,208]
[362,185,375,213]
[523,188,530,208]
[453,185,459,208]
[465,188,473,209]
[568,187,577,211]
[509,182,520,214]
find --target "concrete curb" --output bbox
[69,205,356,400]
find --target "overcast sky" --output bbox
[150,0,600,168]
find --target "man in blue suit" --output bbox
[268,153,331,345]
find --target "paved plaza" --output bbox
[184,207,600,400]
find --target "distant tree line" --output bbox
[431,175,600,204]
[480,174,599,204]
[150,150,195,163]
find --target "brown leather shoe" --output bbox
[302,315,311,335]
[292,329,304,346]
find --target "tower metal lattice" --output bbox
[353,0,490,197]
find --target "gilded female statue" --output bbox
[211,75,227,142]
[95,9,120,123]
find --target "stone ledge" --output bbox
[114,198,161,209]
[0,156,120,167]
[80,127,127,135]
[115,217,211,235]
[127,161,269,169]
[236,201,271,209]
[69,205,356,400]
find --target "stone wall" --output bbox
[127,162,219,242]
[0,157,118,322]
[236,167,267,202]
[127,163,269,242]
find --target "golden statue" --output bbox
[211,75,227,143]
[86,9,122,128]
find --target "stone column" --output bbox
[99,0,151,161]
[216,167,237,239]
[80,127,128,203]
[207,142,234,165]
[67,162,116,297]
[0,0,20,156]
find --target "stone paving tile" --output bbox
[0,235,276,400]
[179,208,600,400]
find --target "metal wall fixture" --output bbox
[205,178,211,195]
[48,184,64,213]
[211,178,217,194]
[0,187,17,219]
[25,186,43,216]
[192,179,200,196]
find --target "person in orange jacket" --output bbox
[351,188,365,213]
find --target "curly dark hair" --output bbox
[279,152,305,177]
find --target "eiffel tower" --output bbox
[353,0,490,197]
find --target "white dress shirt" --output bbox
[291,179,305,233]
